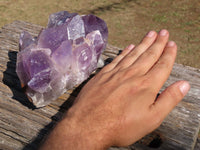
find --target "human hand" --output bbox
[40,29,190,150]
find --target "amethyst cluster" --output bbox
[16,11,108,107]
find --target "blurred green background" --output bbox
[0,0,200,68]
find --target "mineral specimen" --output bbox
[16,11,108,108]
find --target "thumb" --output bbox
[151,80,190,122]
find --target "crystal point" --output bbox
[16,11,108,107]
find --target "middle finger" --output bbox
[128,29,169,76]
[113,30,157,71]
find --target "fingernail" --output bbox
[126,44,135,50]
[167,41,175,47]
[146,31,155,37]
[179,81,190,96]
[159,29,168,36]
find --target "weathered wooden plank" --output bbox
[0,132,25,150]
[0,21,200,150]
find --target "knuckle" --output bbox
[123,67,139,78]
[124,70,133,78]
[143,36,154,45]
[138,77,158,96]
[129,49,140,57]
[147,49,158,60]
[156,60,170,70]
[165,87,182,103]
[140,76,152,88]
[158,36,168,43]
[157,59,167,66]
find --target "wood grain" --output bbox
[0,21,200,150]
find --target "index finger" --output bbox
[146,41,177,92]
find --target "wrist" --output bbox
[40,108,110,150]
[62,109,111,150]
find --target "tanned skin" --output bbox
[40,29,190,150]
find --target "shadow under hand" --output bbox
[21,58,117,150]
[2,51,36,109]
[22,77,91,150]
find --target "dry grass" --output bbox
[0,0,200,68]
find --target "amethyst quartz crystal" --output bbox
[16,11,108,107]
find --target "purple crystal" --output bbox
[16,11,108,107]
[47,11,78,28]
[37,24,69,53]
[19,31,36,51]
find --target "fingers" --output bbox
[100,44,135,73]
[146,40,177,91]
[101,29,175,85]
[114,31,157,70]
[150,81,190,126]
[129,29,169,76]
